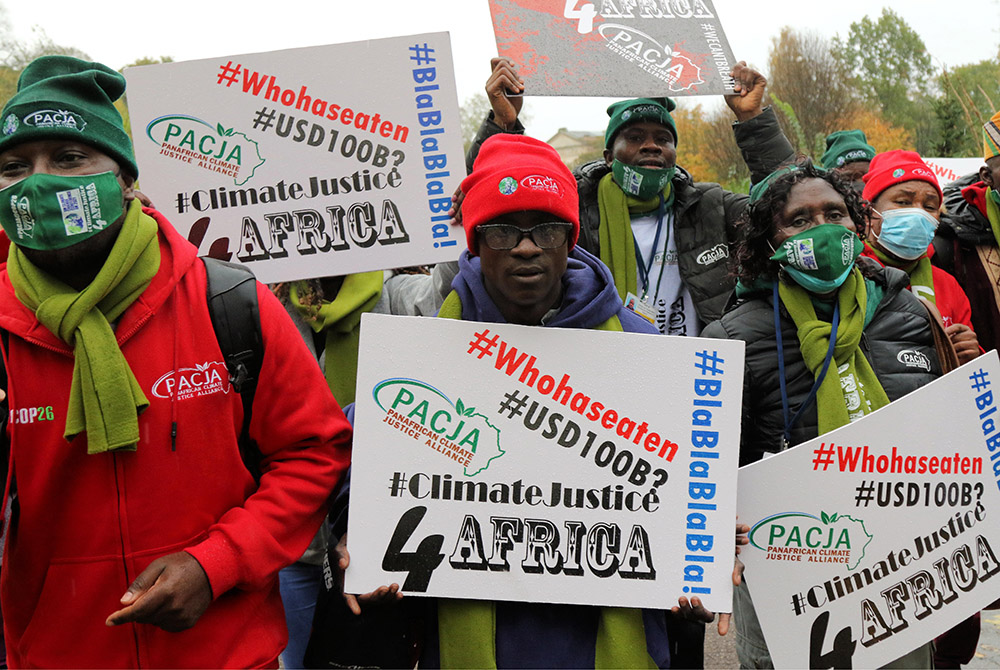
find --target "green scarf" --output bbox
[869,245,935,304]
[987,187,1000,250]
[291,271,383,406]
[7,199,160,454]
[436,292,653,669]
[597,173,673,300]
[778,268,890,435]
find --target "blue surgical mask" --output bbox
[875,207,938,261]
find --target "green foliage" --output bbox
[936,60,1000,156]
[832,9,935,152]
[767,27,859,155]
[768,92,822,157]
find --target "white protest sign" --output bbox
[738,352,1000,669]
[488,0,738,97]
[922,157,984,186]
[345,313,744,610]
[125,34,464,284]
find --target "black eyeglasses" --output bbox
[477,222,573,250]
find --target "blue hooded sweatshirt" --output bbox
[448,245,658,334]
[422,246,668,669]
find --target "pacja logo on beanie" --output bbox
[460,135,579,254]
[0,55,138,177]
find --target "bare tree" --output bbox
[767,27,860,156]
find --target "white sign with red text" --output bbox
[738,352,1000,669]
[125,34,464,283]
[346,313,744,610]
[922,158,984,187]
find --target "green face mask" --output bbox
[770,224,863,293]
[611,159,674,200]
[0,171,124,251]
[990,188,1000,207]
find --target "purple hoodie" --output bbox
[449,245,658,334]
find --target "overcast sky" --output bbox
[5,1,999,140]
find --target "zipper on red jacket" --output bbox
[112,451,143,667]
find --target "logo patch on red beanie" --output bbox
[498,177,518,195]
[520,174,562,196]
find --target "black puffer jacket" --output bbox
[702,261,940,466]
[932,172,1000,351]
[933,172,994,271]
[467,108,795,324]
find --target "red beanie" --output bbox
[461,134,579,255]
[862,150,943,204]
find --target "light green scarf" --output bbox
[869,245,935,304]
[778,268,890,434]
[436,291,653,669]
[597,173,673,300]
[291,271,383,406]
[987,187,1000,250]
[7,199,160,454]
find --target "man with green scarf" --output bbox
[469,58,794,342]
[934,109,1000,353]
[0,56,352,668]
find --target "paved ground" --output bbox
[704,619,739,669]
[969,612,1000,669]
[705,614,1000,669]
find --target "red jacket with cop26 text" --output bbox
[0,208,351,668]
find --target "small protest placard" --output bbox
[921,157,984,186]
[488,0,738,97]
[345,313,744,611]
[738,352,1000,668]
[125,34,464,284]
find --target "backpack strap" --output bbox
[203,257,265,481]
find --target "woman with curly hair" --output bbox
[703,159,939,669]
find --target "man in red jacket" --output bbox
[0,56,351,668]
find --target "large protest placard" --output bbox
[345,313,744,610]
[125,34,464,284]
[488,0,737,97]
[738,352,1000,669]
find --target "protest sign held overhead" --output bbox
[488,0,738,97]
[738,352,1000,669]
[345,313,744,611]
[125,34,464,283]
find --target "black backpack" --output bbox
[202,257,265,481]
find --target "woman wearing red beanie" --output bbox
[861,150,980,364]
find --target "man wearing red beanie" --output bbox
[861,150,980,364]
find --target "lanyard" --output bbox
[774,281,839,450]
[632,194,668,300]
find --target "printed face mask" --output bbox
[770,223,863,293]
[874,207,938,261]
[0,171,124,251]
[611,159,675,200]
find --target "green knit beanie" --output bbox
[605,97,678,149]
[819,130,875,169]
[0,55,137,177]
